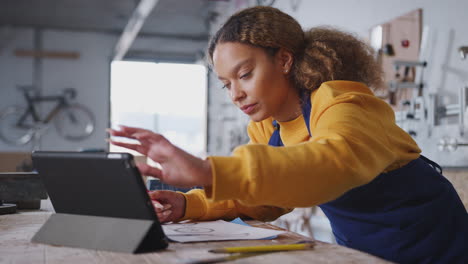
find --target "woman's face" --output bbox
[212,42,300,122]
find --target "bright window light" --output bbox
[370,25,383,51]
[110,61,207,157]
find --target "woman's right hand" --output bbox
[149,190,186,223]
[108,125,212,188]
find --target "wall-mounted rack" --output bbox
[391,60,428,137]
[389,60,427,92]
[393,46,468,145]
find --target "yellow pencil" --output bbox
[209,242,315,254]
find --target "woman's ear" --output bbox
[277,48,294,74]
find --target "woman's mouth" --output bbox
[240,103,257,114]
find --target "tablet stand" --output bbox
[32,213,168,253]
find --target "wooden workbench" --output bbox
[0,201,392,263]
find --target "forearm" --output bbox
[180,189,292,221]
[206,138,381,208]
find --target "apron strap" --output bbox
[268,92,312,147]
[301,92,312,136]
[419,154,443,174]
[268,120,284,146]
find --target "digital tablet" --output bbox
[31,151,169,252]
[32,151,158,220]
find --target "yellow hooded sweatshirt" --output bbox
[180,81,421,221]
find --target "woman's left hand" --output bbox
[108,125,212,188]
[149,190,186,223]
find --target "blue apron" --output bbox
[268,95,468,263]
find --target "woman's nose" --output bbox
[229,84,245,102]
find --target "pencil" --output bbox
[185,253,265,264]
[209,242,315,253]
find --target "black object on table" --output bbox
[0,172,48,210]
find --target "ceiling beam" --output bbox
[112,0,159,61]
[4,24,209,41]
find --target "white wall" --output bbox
[207,0,468,166]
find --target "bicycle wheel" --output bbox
[0,106,35,145]
[54,104,96,141]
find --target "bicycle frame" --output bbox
[16,90,69,128]
[0,86,94,145]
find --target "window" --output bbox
[110,61,207,158]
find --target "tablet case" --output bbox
[31,151,169,253]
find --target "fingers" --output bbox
[149,190,185,223]
[107,128,136,139]
[149,189,173,201]
[107,138,148,155]
[152,199,173,223]
[132,131,167,144]
[107,125,151,140]
[107,126,168,157]
[152,199,164,210]
[118,125,149,134]
[152,199,170,210]
[152,200,172,212]
[157,209,173,223]
[137,163,163,178]
[108,126,158,141]
[153,200,171,222]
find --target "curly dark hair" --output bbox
[207,6,383,93]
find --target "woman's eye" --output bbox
[240,72,251,79]
[221,83,231,89]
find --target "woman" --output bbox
[109,6,467,263]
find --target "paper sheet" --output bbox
[162,220,285,243]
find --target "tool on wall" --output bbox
[14,50,80,59]
[437,137,468,152]
[459,46,468,60]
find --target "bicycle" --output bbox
[0,86,95,145]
